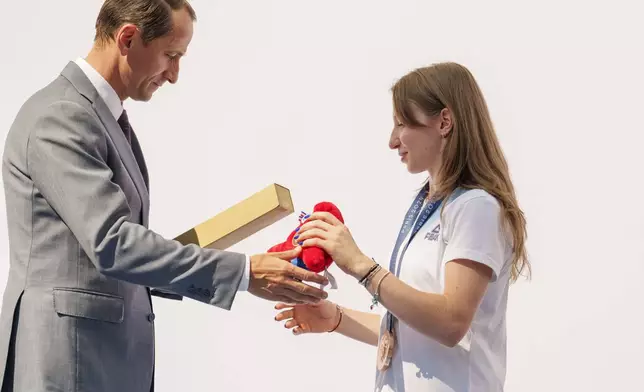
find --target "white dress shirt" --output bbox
[73,57,251,292]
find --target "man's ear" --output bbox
[115,24,138,55]
[439,107,453,138]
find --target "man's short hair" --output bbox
[94,0,196,46]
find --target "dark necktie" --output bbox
[118,109,132,144]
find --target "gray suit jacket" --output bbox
[0,62,247,391]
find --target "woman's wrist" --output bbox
[363,268,391,310]
[366,268,390,294]
[327,304,343,333]
[352,254,378,281]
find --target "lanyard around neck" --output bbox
[386,184,442,332]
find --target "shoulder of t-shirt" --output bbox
[441,188,512,282]
[443,188,500,216]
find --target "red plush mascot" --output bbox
[267,201,343,280]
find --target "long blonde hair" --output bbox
[391,62,530,282]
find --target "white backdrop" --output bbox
[1,1,643,391]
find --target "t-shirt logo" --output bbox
[424,224,440,241]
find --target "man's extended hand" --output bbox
[248,246,329,304]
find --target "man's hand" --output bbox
[248,246,329,304]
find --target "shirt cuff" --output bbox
[237,254,251,291]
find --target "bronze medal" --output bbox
[376,329,395,371]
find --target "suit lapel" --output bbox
[60,62,150,228]
[130,131,150,227]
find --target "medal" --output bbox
[377,329,395,371]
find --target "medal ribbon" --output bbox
[386,183,442,332]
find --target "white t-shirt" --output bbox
[374,188,513,392]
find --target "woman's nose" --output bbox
[389,128,400,150]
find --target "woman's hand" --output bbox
[274,300,340,335]
[294,211,374,279]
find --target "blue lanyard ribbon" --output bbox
[386,183,442,332]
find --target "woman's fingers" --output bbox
[274,303,312,335]
[295,228,328,243]
[284,319,299,329]
[276,312,309,334]
[274,302,294,310]
[274,308,293,322]
[298,218,333,234]
[304,211,342,226]
[300,237,327,250]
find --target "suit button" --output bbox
[148,313,155,322]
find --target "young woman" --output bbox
[274,62,530,391]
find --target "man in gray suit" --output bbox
[0,1,329,391]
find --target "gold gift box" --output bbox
[174,183,294,250]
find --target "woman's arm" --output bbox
[296,195,504,348]
[333,306,381,346]
[274,300,381,345]
[357,256,492,347]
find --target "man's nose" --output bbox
[164,61,180,84]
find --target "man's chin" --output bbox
[131,93,154,102]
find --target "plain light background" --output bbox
[1,0,643,391]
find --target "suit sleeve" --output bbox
[26,100,247,310]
